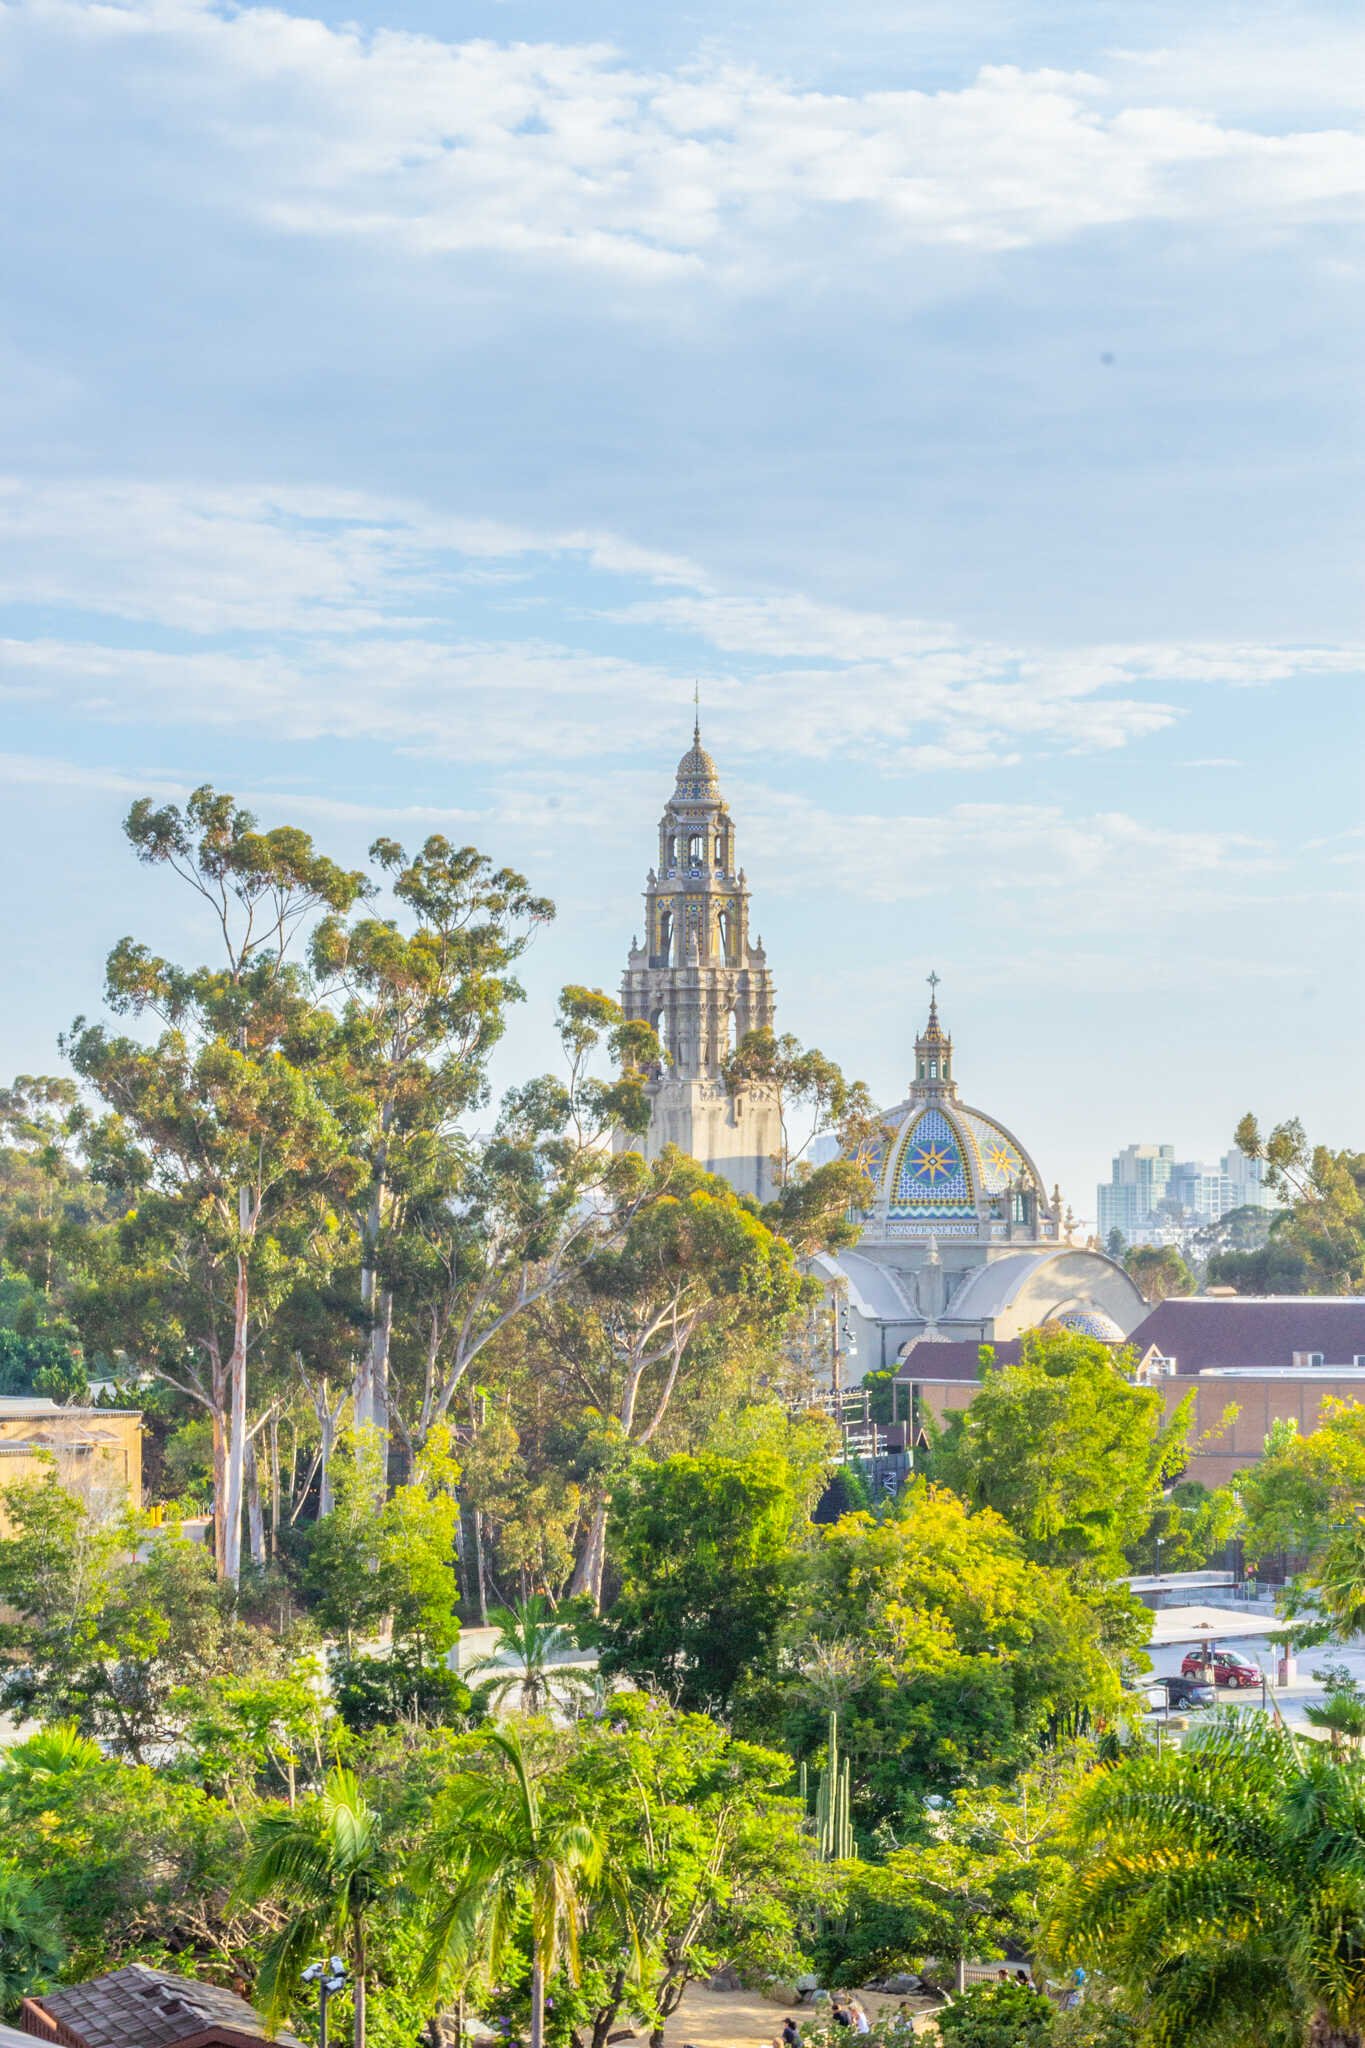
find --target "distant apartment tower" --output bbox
[1097,1143,1275,1245]
[1097,1144,1176,1243]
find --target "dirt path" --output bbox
[661,1985,938,2048]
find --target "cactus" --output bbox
[809,1709,854,1861]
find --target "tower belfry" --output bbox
[619,720,779,1200]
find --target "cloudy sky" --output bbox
[1,0,1362,1216]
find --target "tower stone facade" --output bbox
[619,723,780,1201]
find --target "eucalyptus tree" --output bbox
[310,836,553,1446]
[387,985,662,1464]
[564,1149,813,1605]
[65,787,367,1582]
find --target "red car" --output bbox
[1180,1649,1260,1688]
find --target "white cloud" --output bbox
[5,1,1365,280]
[1,475,1361,780]
[732,786,1276,909]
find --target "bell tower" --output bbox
[619,718,779,1201]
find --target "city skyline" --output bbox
[1,0,1361,1211]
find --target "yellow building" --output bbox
[0,1396,142,1529]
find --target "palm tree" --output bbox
[418,1726,602,2048]
[240,1766,388,2048]
[0,1860,64,2018]
[1046,1716,1365,2047]
[466,1596,595,1717]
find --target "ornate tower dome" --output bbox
[673,723,721,801]
[863,978,1054,1244]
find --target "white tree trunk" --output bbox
[245,1432,266,1568]
[222,1236,250,1585]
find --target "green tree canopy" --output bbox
[1238,1399,1365,1564]
[0,1465,274,1758]
[1122,1244,1195,1304]
[595,1442,806,1713]
[790,1482,1128,1830]
[932,1326,1192,1580]
[1207,1114,1365,1295]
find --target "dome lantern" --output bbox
[913,971,955,1095]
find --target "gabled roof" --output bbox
[1129,1295,1365,1371]
[25,1965,301,2048]
[892,1338,1019,1381]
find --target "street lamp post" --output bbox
[302,1958,348,2048]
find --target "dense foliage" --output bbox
[4,787,1364,2048]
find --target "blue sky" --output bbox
[1,0,1362,1219]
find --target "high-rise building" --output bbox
[1098,1141,1277,1245]
[1097,1144,1175,1243]
[618,720,780,1201]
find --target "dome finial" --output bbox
[693,679,701,749]
[926,968,941,1023]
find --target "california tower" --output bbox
[619,720,780,1201]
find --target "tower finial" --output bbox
[926,968,940,1019]
[693,680,701,747]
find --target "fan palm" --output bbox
[418,1726,602,2048]
[0,1860,64,2017]
[1046,1716,1365,2047]
[466,1596,594,1717]
[239,1766,388,2048]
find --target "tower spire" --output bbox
[914,970,955,1097]
[693,680,701,748]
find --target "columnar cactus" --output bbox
[812,1709,854,1861]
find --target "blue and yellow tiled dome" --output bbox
[884,1100,1029,1222]
[864,979,1049,1240]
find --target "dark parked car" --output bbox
[1162,1675,1216,1709]
[1180,1649,1260,1688]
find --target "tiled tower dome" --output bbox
[865,978,1053,1241]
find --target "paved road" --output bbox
[1144,1605,1365,1731]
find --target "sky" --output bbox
[1,0,1362,1219]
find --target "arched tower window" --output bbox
[687,832,704,864]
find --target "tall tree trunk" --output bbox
[568,1498,609,1609]
[268,1411,280,1558]
[318,1386,337,1518]
[530,1961,545,2048]
[222,1236,250,1586]
[245,1432,266,1568]
[210,1397,228,1579]
[355,1116,393,1444]
[473,1508,490,1627]
[370,1287,393,1449]
[352,1914,368,2048]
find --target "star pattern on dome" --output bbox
[909,1141,955,1181]
[891,1108,973,1206]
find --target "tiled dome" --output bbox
[674,733,720,798]
[1053,1308,1127,1343]
[882,1099,1034,1222]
